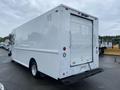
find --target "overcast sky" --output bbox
[0,0,120,37]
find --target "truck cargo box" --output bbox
[10,4,102,83]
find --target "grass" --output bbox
[104,48,120,56]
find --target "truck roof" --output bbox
[59,4,98,19]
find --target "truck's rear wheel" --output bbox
[30,61,39,78]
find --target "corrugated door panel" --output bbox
[70,14,93,66]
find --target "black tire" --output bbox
[30,61,39,78]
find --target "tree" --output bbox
[0,36,9,43]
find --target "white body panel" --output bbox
[11,5,99,79]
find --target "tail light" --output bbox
[63,47,66,51]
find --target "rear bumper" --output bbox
[60,68,103,84]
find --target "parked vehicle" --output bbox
[10,4,102,84]
[0,42,4,48]
[0,43,4,48]
[99,39,112,55]
[0,39,10,50]
[1,44,9,51]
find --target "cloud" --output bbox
[0,0,120,37]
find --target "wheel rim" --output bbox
[31,64,37,76]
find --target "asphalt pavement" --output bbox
[0,48,120,90]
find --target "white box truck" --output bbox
[9,4,102,84]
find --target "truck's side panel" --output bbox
[12,6,63,79]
